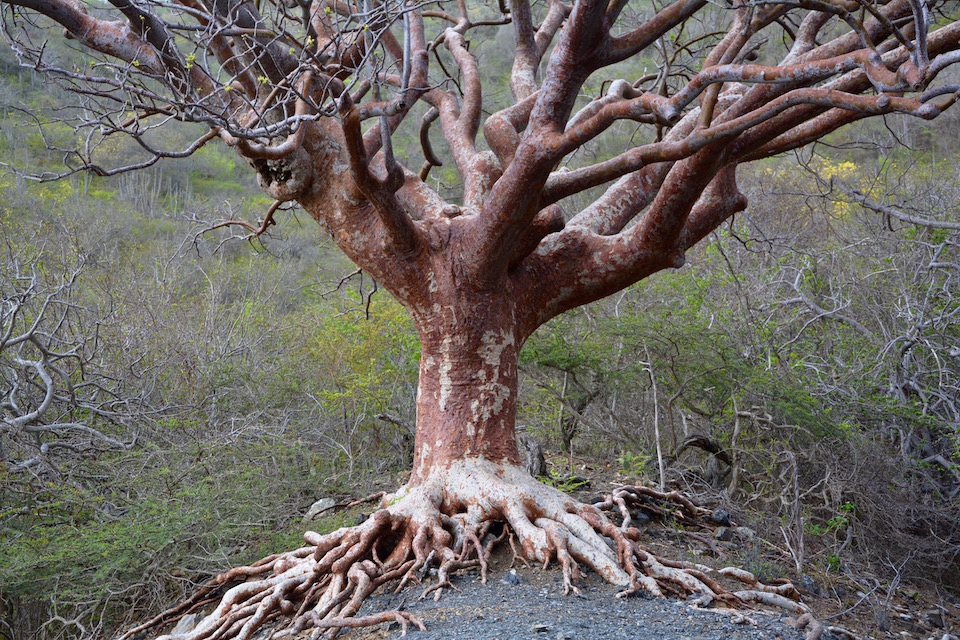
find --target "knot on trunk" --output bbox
[249,146,313,202]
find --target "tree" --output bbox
[1,249,135,471]
[2,0,959,637]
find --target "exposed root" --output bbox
[791,612,825,640]
[716,567,809,614]
[122,459,808,640]
[825,624,860,640]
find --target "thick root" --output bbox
[121,459,807,640]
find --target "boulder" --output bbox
[517,433,547,478]
[710,508,732,526]
[303,497,337,521]
[733,526,756,540]
[798,574,822,597]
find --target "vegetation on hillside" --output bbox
[1,24,958,640]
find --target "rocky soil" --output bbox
[353,551,809,640]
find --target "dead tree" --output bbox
[2,0,959,638]
[1,252,137,472]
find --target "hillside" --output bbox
[1,13,959,640]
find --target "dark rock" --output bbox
[710,508,731,526]
[924,610,945,629]
[631,509,652,526]
[798,574,821,597]
[589,495,606,505]
[714,526,733,542]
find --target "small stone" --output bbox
[798,574,820,597]
[733,526,756,540]
[533,623,551,633]
[303,497,337,521]
[555,631,575,640]
[501,569,522,586]
[924,610,944,629]
[633,510,653,526]
[710,508,731,526]
[714,526,734,541]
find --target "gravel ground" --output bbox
[352,551,808,640]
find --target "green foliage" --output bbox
[617,450,651,480]
[737,542,784,585]
[806,502,856,537]
[0,439,330,608]
[537,468,590,494]
[306,296,419,412]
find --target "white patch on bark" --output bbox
[438,337,454,411]
[468,382,511,434]
[466,405,476,437]
[461,331,517,438]
[414,441,432,479]
[479,330,514,367]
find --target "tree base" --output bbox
[120,459,807,640]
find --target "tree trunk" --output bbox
[408,286,523,485]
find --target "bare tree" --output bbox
[2,0,960,637]
[1,249,138,474]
